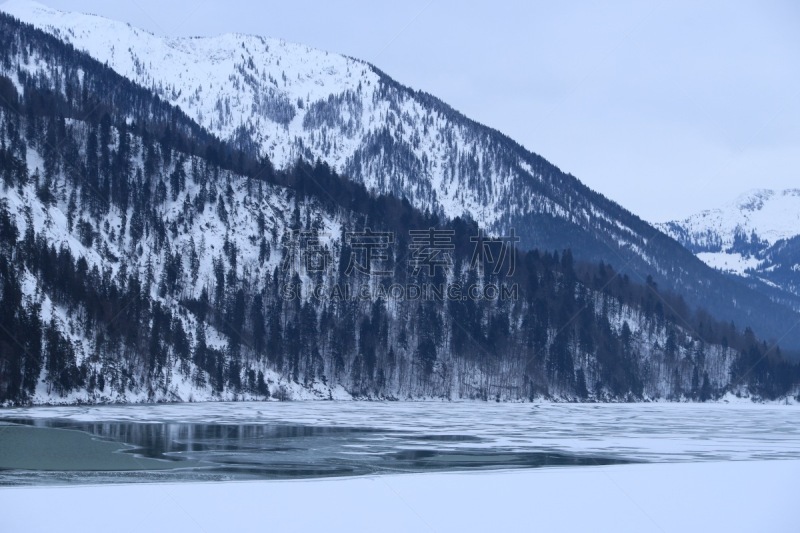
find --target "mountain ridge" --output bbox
[660,188,800,305]
[5,0,800,351]
[660,188,800,250]
[1,9,797,404]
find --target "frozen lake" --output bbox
[0,401,798,485]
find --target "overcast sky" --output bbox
[23,0,800,222]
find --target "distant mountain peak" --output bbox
[662,188,800,249]
[660,188,800,303]
[734,188,800,213]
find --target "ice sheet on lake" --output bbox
[2,401,798,463]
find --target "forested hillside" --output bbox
[0,12,798,405]
[5,1,800,351]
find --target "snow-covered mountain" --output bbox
[2,0,503,223]
[3,9,798,405]
[4,0,800,352]
[660,189,800,256]
[0,0,679,252]
[660,189,800,302]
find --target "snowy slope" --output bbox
[1,1,456,211]
[0,0,639,239]
[659,189,800,301]
[1,134,349,404]
[2,4,798,405]
[11,0,800,354]
[660,189,800,252]
[1,0,372,170]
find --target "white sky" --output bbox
[19,0,800,222]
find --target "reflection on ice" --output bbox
[0,402,797,485]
